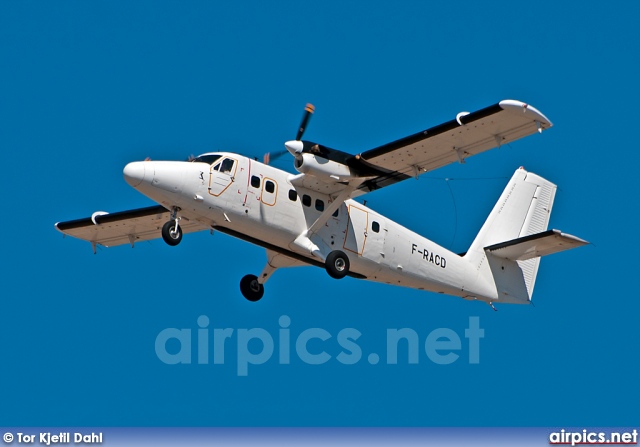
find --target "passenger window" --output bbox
[251,176,261,188]
[289,190,298,201]
[315,199,324,211]
[302,194,311,207]
[265,180,275,193]
[372,221,380,233]
[332,209,339,217]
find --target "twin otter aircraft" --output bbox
[56,100,587,307]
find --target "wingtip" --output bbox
[499,99,553,129]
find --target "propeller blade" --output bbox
[296,103,315,140]
[263,149,289,165]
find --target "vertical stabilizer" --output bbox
[465,168,557,302]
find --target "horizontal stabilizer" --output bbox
[485,229,588,261]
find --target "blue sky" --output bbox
[1,1,638,426]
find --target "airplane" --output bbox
[55,100,588,308]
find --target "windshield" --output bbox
[191,154,222,165]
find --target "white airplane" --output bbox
[55,100,587,307]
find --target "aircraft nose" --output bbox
[123,162,146,187]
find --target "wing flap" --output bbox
[358,100,552,177]
[55,205,209,248]
[485,229,588,261]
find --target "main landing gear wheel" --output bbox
[240,274,264,302]
[325,250,350,279]
[161,220,183,246]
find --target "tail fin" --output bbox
[465,168,586,303]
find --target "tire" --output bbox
[161,220,183,246]
[240,274,264,301]
[325,250,350,279]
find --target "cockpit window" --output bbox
[212,158,235,173]
[219,158,235,174]
[192,154,222,165]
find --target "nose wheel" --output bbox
[240,274,264,301]
[161,207,183,246]
[161,220,183,246]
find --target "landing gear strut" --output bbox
[161,208,182,246]
[240,274,264,302]
[325,250,350,279]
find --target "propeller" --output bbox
[264,103,315,165]
[296,103,315,140]
[263,150,288,165]
[284,103,314,159]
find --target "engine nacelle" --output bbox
[294,153,356,182]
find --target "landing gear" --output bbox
[161,207,183,246]
[161,220,182,246]
[240,274,264,302]
[325,250,350,279]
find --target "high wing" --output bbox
[353,99,552,194]
[285,99,552,237]
[55,205,210,252]
[291,99,552,198]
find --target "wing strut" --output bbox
[307,181,361,236]
[289,179,365,261]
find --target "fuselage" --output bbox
[123,152,498,302]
